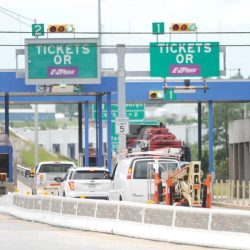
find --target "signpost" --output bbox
[25,38,100,84]
[150,42,220,77]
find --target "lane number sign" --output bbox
[32,24,45,36]
[115,117,129,134]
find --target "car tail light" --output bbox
[69,181,75,190]
[127,167,132,179]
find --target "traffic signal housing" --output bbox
[171,23,196,32]
[48,24,74,33]
[149,90,164,100]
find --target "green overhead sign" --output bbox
[92,104,145,121]
[150,42,220,77]
[25,38,100,85]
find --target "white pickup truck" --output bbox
[31,161,76,195]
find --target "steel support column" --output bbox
[117,44,127,153]
[208,101,214,174]
[78,103,83,165]
[4,93,9,136]
[107,92,112,172]
[95,96,99,165]
[198,102,202,161]
[97,95,103,166]
[84,101,89,166]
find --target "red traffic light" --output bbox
[48,24,74,33]
[149,91,164,100]
[49,25,57,32]
[171,23,196,32]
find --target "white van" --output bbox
[31,161,76,195]
[109,155,188,203]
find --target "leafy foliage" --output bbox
[202,103,247,179]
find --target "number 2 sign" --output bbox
[32,24,44,36]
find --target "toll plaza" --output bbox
[1,69,250,176]
[0,21,250,175]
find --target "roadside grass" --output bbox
[21,142,73,168]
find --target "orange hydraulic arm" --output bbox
[202,174,211,208]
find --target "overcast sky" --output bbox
[0,0,250,77]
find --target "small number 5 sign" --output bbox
[115,117,129,134]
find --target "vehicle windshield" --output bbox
[133,160,178,179]
[39,163,74,173]
[72,170,110,180]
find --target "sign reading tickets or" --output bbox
[25,38,100,84]
[150,42,220,77]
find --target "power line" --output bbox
[1,30,250,35]
[0,42,250,48]
[0,7,34,22]
[0,44,250,47]
[0,7,34,28]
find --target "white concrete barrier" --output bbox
[3,193,250,249]
[12,193,250,234]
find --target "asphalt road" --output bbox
[0,213,223,250]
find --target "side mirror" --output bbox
[104,174,110,179]
[25,171,31,178]
[54,177,63,183]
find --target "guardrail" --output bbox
[213,179,250,206]
[16,164,30,178]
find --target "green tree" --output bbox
[202,103,244,179]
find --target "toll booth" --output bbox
[0,134,15,196]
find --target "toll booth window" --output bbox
[0,154,9,177]
[39,164,74,173]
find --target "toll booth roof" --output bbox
[0,134,12,147]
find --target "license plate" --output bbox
[89,184,96,189]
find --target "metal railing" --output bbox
[213,179,250,206]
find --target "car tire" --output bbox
[119,195,122,201]
[63,191,66,197]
